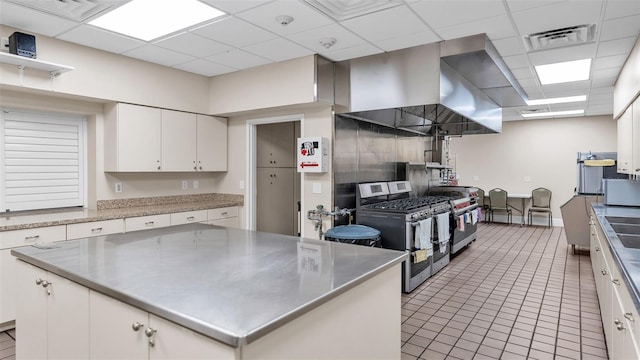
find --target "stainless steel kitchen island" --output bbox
[12,223,407,359]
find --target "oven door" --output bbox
[451,204,479,254]
[405,220,433,292]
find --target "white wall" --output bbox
[449,115,617,225]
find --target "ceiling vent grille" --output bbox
[524,24,596,52]
[302,0,403,21]
[5,0,126,22]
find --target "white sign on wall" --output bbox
[297,137,328,173]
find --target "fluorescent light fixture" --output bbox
[89,0,225,41]
[535,59,591,85]
[522,109,584,118]
[526,95,587,106]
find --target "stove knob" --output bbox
[410,214,416,220]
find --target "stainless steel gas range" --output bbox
[355,181,452,293]
[430,186,480,255]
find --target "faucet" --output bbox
[307,205,352,240]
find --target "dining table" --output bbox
[508,193,532,225]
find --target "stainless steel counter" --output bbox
[12,224,407,347]
[592,204,640,311]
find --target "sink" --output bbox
[610,223,640,235]
[617,234,640,249]
[606,216,640,225]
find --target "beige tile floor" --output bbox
[401,222,608,360]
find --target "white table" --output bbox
[508,193,532,225]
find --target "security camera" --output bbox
[275,15,294,26]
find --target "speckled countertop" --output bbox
[0,193,243,232]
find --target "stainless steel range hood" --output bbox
[334,34,527,136]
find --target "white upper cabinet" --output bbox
[161,109,197,172]
[104,103,227,172]
[618,105,633,174]
[613,36,640,119]
[197,114,227,172]
[104,103,162,172]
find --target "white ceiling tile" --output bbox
[516,77,539,88]
[527,43,596,66]
[0,1,77,37]
[502,54,530,68]
[286,24,367,52]
[410,0,506,29]
[243,37,313,62]
[123,45,196,67]
[57,25,145,54]
[491,37,527,57]
[319,43,383,62]
[375,30,441,52]
[594,54,629,70]
[549,103,586,111]
[154,32,231,58]
[173,59,236,77]
[591,76,618,87]
[198,0,272,14]
[596,36,639,57]
[599,15,640,42]
[588,93,614,104]
[522,86,544,98]
[435,15,516,40]
[590,86,614,95]
[604,0,640,19]
[592,67,620,80]
[206,49,272,69]
[511,0,603,36]
[585,105,613,115]
[541,80,590,93]
[511,67,535,79]
[236,0,333,36]
[341,5,430,42]
[192,17,278,47]
[505,0,568,13]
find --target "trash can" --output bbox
[324,225,382,247]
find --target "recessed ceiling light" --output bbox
[526,95,587,106]
[522,109,584,118]
[89,0,225,41]
[534,59,591,85]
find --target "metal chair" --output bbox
[488,188,512,224]
[528,188,552,227]
[476,188,490,215]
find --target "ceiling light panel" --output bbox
[89,0,226,41]
[535,58,591,85]
[521,109,584,118]
[527,95,587,106]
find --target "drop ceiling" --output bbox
[1,0,639,121]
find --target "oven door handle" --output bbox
[453,204,478,215]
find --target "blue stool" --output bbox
[324,225,382,247]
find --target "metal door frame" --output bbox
[246,114,304,233]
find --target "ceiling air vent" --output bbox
[524,24,596,52]
[302,0,403,21]
[5,0,126,22]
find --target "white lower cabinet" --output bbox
[208,207,239,228]
[16,260,89,359]
[590,212,640,359]
[170,210,208,226]
[67,219,124,240]
[90,290,235,359]
[125,214,171,232]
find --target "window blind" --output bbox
[1,109,86,212]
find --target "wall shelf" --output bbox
[0,52,74,75]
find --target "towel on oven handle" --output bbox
[415,218,433,256]
[436,213,450,246]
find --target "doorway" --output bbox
[247,115,302,236]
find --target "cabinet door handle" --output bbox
[615,319,625,330]
[132,322,144,331]
[145,221,155,227]
[601,269,607,276]
[91,227,103,233]
[157,166,161,170]
[41,280,51,288]
[199,166,202,170]
[25,235,40,241]
[35,278,43,285]
[595,247,600,252]
[194,166,197,170]
[145,327,156,337]
[625,313,634,321]
[221,212,228,216]
[187,216,195,221]
[613,279,621,285]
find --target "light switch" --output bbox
[312,182,322,194]
[182,180,189,190]
[193,180,199,189]
[239,180,245,189]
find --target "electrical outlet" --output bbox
[115,183,122,193]
[0,38,8,52]
[181,180,189,190]
[193,180,199,189]
[239,180,245,189]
